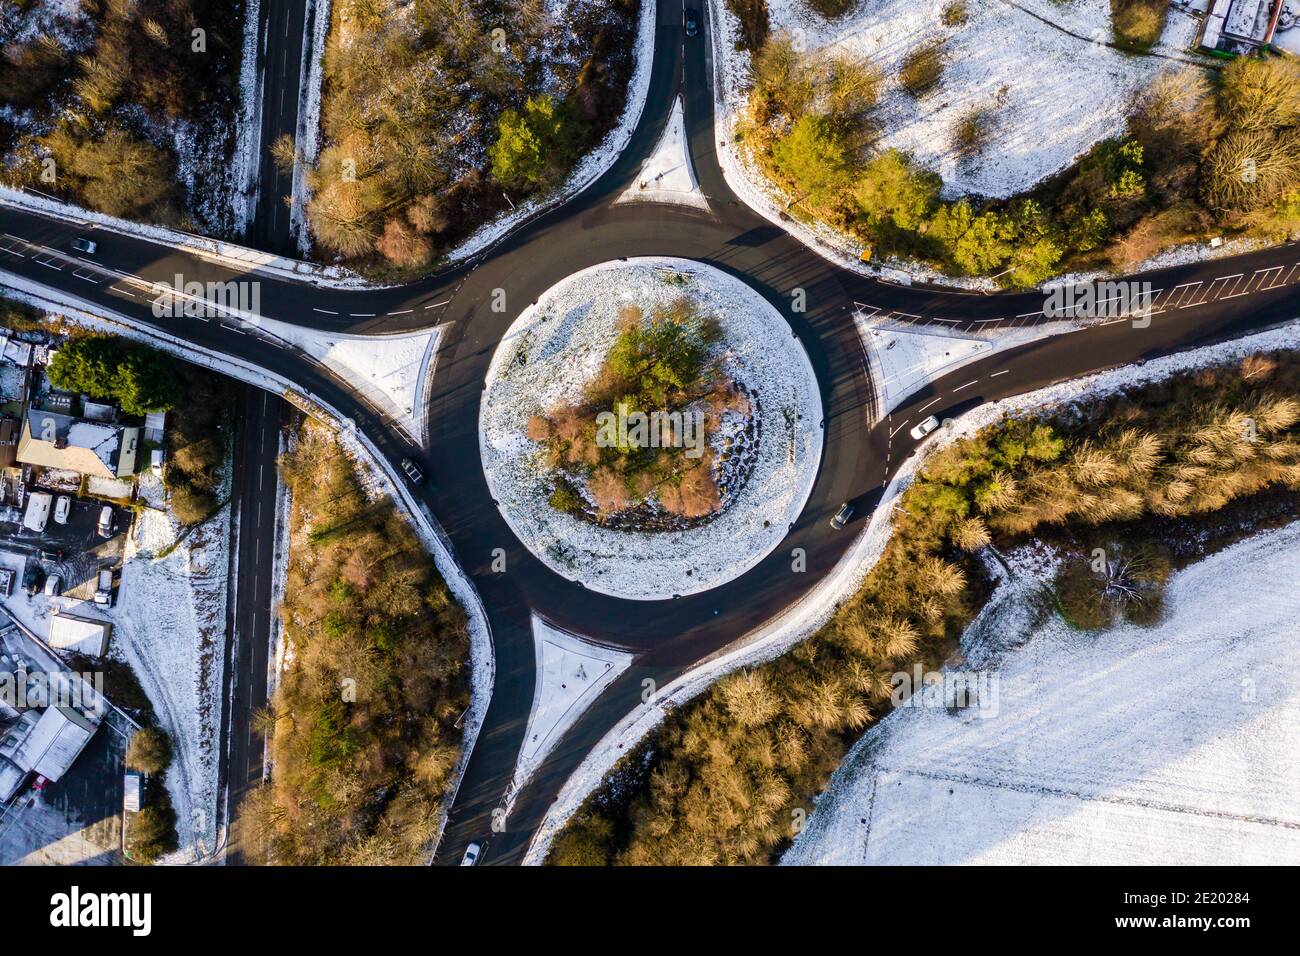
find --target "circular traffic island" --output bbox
[480,258,823,600]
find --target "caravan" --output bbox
[23,491,52,533]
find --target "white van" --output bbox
[23,492,53,533]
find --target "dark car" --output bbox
[400,457,426,485]
[684,8,698,36]
[23,564,43,596]
[829,502,853,530]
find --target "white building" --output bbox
[47,611,112,657]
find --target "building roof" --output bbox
[47,612,112,657]
[16,410,139,479]
[2,705,97,782]
[0,756,26,802]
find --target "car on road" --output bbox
[43,574,61,597]
[70,237,97,255]
[909,415,941,441]
[97,505,116,538]
[461,842,481,866]
[53,495,71,525]
[22,565,42,596]
[400,457,425,485]
[830,502,853,530]
[684,7,699,35]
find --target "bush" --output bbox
[47,336,180,415]
[490,95,577,191]
[130,799,178,864]
[804,0,856,18]
[727,0,770,51]
[126,726,173,776]
[941,0,969,26]
[899,42,944,96]
[1112,0,1169,50]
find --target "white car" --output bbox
[70,237,97,254]
[460,842,481,866]
[150,448,165,477]
[53,495,71,525]
[909,415,941,441]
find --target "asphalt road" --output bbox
[247,0,312,253]
[217,386,282,862]
[2,0,1299,867]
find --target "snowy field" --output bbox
[479,257,823,600]
[784,521,1300,865]
[107,474,229,862]
[738,0,1199,199]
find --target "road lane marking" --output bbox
[952,380,978,392]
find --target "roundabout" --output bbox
[479,258,823,600]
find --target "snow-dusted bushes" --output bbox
[303,0,639,273]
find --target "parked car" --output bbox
[684,7,699,36]
[460,842,481,866]
[43,574,61,597]
[97,505,115,538]
[70,237,97,254]
[830,502,854,530]
[23,491,52,533]
[150,448,165,477]
[94,569,114,607]
[22,565,43,596]
[0,568,13,597]
[909,415,941,441]
[400,457,425,485]
[53,495,71,525]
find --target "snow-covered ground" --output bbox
[616,97,710,211]
[107,474,228,862]
[858,316,991,416]
[731,0,1198,198]
[783,520,1300,865]
[255,320,441,445]
[511,617,633,804]
[480,257,823,600]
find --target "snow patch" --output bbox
[511,617,633,802]
[615,97,711,211]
